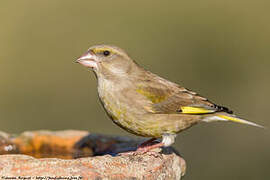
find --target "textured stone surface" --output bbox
[0,153,185,179]
[0,130,186,179]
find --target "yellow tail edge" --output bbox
[217,115,265,128]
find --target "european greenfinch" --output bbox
[76,44,263,152]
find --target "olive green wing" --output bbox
[135,82,232,115]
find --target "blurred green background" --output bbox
[0,0,269,179]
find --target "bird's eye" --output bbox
[103,50,110,56]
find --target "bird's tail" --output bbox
[203,114,264,128]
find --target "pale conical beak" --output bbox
[76,52,98,68]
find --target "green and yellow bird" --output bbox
[76,44,263,152]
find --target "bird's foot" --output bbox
[119,142,164,158]
[136,142,164,158]
[138,138,157,148]
[136,142,164,153]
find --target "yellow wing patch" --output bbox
[136,88,166,103]
[180,106,215,114]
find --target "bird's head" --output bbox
[76,45,138,79]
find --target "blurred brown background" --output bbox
[0,0,269,179]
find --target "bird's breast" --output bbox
[97,78,157,137]
[97,78,129,122]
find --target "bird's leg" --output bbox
[119,139,161,156]
[137,138,157,148]
[119,134,175,156]
[136,142,164,153]
[136,134,176,153]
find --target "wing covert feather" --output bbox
[135,72,232,114]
